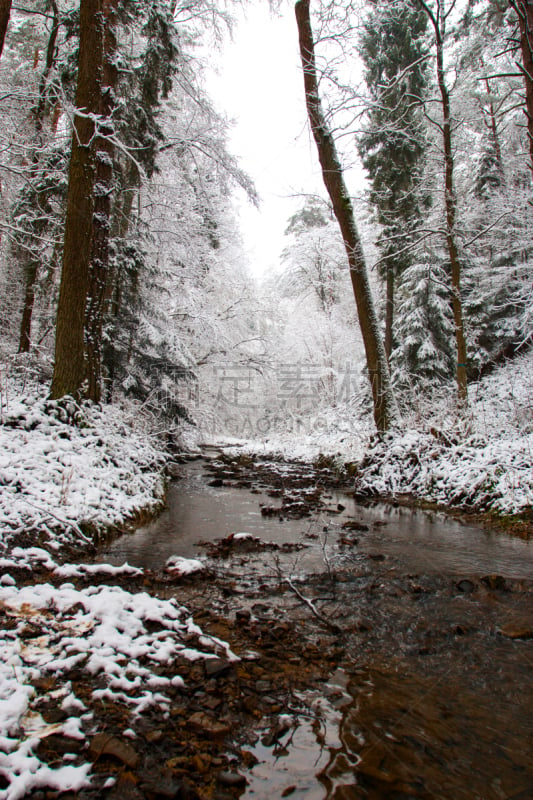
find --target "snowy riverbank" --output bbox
[0,387,167,560]
[221,351,533,520]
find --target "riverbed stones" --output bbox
[89,734,140,769]
[497,623,533,640]
[188,712,230,738]
[204,657,233,678]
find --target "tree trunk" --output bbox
[295,0,396,432]
[384,262,394,363]
[85,0,119,402]
[417,0,468,406]
[18,260,38,353]
[511,0,533,173]
[50,0,104,400]
[17,0,60,354]
[0,0,12,59]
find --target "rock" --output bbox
[481,574,507,591]
[455,579,475,594]
[497,624,533,640]
[140,768,189,799]
[235,608,252,625]
[208,478,224,487]
[261,505,281,517]
[107,771,144,800]
[342,520,369,532]
[166,462,183,478]
[216,771,247,788]
[89,734,140,769]
[188,712,230,738]
[204,658,232,678]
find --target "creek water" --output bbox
[98,457,533,799]
[99,458,533,579]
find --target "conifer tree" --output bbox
[358,0,429,363]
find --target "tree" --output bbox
[416,0,469,406]
[294,0,396,432]
[85,0,119,402]
[17,0,61,354]
[0,0,12,58]
[358,0,430,363]
[510,0,533,173]
[50,0,104,399]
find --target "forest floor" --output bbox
[0,354,532,799]
[1,448,533,800]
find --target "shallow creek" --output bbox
[98,455,533,799]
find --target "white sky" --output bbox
[207,4,326,278]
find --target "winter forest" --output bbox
[0,0,531,438]
[0,1,533,797]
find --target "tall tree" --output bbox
[510,0,533,173]
[85,0,119,402]
[416,0,469,406]
[358,0,429,363]
[50,0,104,399]
[18,0,60,353]
[295,0,397,432]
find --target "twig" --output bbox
[284,577,341,634]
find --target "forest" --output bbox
[0,2,532,796]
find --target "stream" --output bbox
[98,454,533,799]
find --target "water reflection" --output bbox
[98,459,533,580]
[319,658,533,799]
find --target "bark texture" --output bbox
[86,0,119,402]
[0,0,12,58]
[50,0,104,399]
[511,0,533,172]
[295,0,396,431]
[417,0,468,406]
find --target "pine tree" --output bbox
[358,0,430,363]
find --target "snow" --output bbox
[165,555,206,575]
[0,390,166,558]
[0,564,238,799]
[0,378,239,798]
[0,354,531,796]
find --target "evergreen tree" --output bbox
[358,0,430,363]
[391,258,455,389]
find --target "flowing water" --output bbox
[98,456,533,799]
[100,458,533,579]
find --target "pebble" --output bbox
[216,770,247,788]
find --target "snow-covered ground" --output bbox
[0,352,531,797]
[219,351,533,517]
[0,386,167,558]
[0,551,236,800]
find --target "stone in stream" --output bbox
[188,712,230,738]
[89,733,140,768]
[455,579,476,594]
[216,771,247,789]
[481,574,507,591]
[497,624,533,640]
[204,657,233,678]
[342,520,370,532]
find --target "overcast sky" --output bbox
[207,4,326,278]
